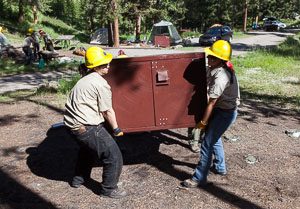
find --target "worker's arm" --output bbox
[196,97,218,129]
[102,108,123,136]
[202,97,218,124]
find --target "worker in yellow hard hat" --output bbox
[117,49,128,58]
[183,40,240,188]
[64,46,127,199]
[27,28,34,36]
[0,26,10,48]
[22,28,38,65]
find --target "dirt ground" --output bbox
[0,94,299,209]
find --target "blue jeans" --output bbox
[73,124,123,195]
[192,108,237,183]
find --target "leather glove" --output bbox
[113,127,124,137]
[195,120,207,130]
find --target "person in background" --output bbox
[182,40,240,188]
[0,26,10,49]
[22,28,37,65]
[38,29,54,51]
[117,49,128,58]
[64,46,127,199]
[32,30,40,61]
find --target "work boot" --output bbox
[189,141,200,153]
[210,167,227,176]
[100,188,127,199]
[71,176,85,188]
[181,178,208,188]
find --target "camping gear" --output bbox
[90,28,109,45]
[148,20,182,45]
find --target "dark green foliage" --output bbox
[0,0,300,40]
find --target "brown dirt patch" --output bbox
[0,98,299,209]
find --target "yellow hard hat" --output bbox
[27,28,34,35]
[85,46,113,69]
[0,26,2,32]
[204,40,232,61]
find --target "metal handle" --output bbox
[156,70,169,85]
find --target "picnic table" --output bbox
[54,35,78,49]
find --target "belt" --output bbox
[71,125,87,135]
[71,123,104,135]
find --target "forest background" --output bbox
[1,0,300,46]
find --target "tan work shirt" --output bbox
[23,36,35,48]
[207,66,240,110]
[64,72,112,130]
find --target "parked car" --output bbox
[199,25,233,46]
[263,17,286,31]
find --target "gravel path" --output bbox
[0,30,295,94]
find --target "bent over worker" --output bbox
[38,29,54,51]
[22,28,37,65]
[63,46,127,199]
[182,40,240,188]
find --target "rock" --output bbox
[48,81,59,90]
[224,135,240,142]
[245,154,257,164]
[58,57,73,63]
[37,80,59,92]
[285,130,300,138]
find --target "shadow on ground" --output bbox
[25,126,194,185]
[24,126,268,208]
[199,184,265,209]
[0,169,58,209]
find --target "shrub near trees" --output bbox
[0,0,299,44]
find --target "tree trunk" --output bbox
[107,23,114,47]
[135,13,141,42]
[112,0,119,47]
[243,0,248,32]
[90,15,94,31]
[33,5,38,24]
[113,16,119,47]
[18,0,25,23]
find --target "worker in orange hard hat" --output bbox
[183,40,240,188]
[64,46,127,199]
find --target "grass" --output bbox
[0,59,36,75]
[0,58,80,76]
[58,74,81,94]
[1,13,89,44]
[234,31,252,39]
[233,35,300,110]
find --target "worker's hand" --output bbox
[113,127,124,137]
[195,120,207,130]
